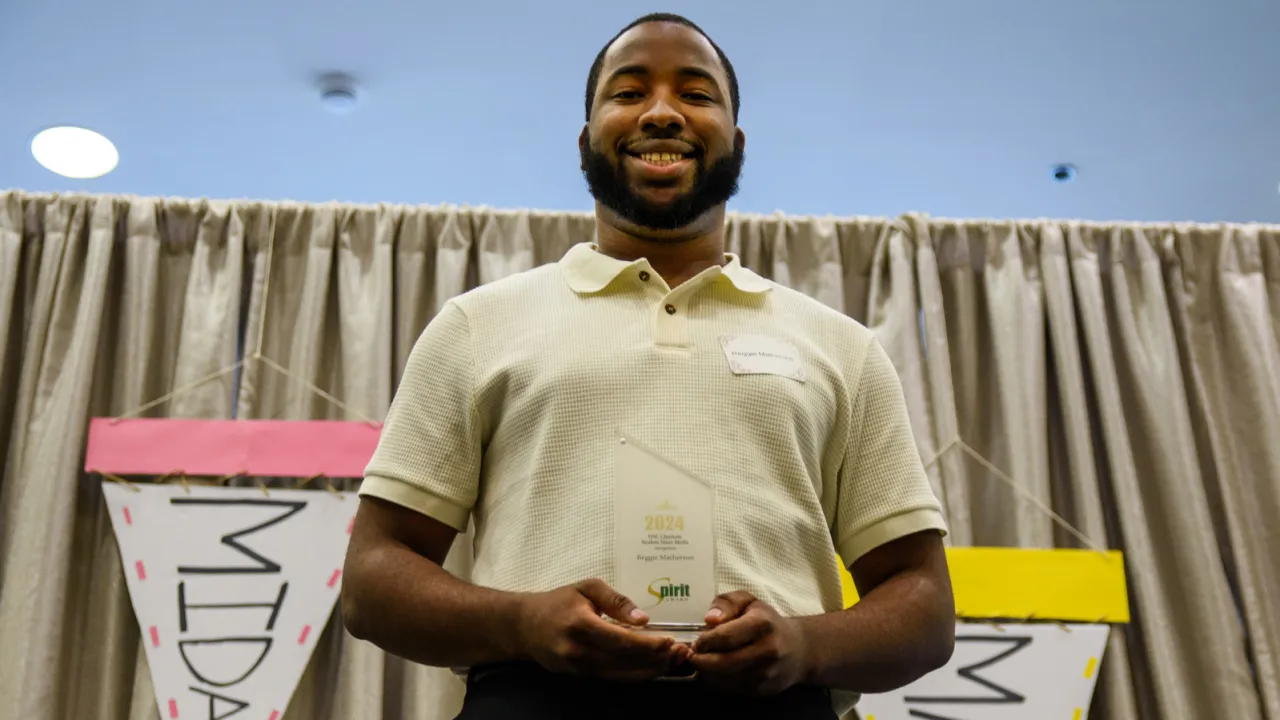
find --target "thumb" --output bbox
[575,578,648,626]
[705,591,757,627]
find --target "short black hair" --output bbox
[585,12,740,123]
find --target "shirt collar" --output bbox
[560,242,772,295]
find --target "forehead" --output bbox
[601,22,727,84]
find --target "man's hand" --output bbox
[514,578,689,682]
[688,591,810,695]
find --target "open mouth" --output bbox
[624,150,697,181]
[631,151,692,167]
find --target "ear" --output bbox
[579,125,589,154]
[734,127,746,153]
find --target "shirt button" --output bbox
[665,304,677,315]
[639,271,650,282]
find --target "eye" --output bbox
[612,90,643,100]
[682,92,714,102]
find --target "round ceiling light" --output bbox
[31,126,119,179]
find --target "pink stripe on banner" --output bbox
[135,561,147,581]
[84,418,382,478]
[298,625,312,645]
[168,699,179,718]
[268,712,281,720]
[327,569,342,588]
[149,626,160,647]
[123,507,133,525]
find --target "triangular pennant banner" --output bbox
[856,622,1110,720]
[103,483,357,720]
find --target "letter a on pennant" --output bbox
[103,483,357,720]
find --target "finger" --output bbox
[572,630,682,678]
[689,649,758,691]
[705,590,757,626]
[671,643,694,665]
[692,612,770,655]
[573,612,675,661]
[575,578,648,625]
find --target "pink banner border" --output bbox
[85,418,382,478]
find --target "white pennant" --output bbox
[103,483,357,720]
[856,622,1110,720]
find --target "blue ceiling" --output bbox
[2,0,1278,222]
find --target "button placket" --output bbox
[654,286,694,347]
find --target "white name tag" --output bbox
[719,335,806,382]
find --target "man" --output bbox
[342,12,955,719]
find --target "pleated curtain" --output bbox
[0,191,1276,720]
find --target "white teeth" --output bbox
[638,152,686,165]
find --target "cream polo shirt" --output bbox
[361,242,947,620]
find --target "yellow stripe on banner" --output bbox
[839,547,1129,623]
[1084,657,1098,679]
[1073,709,1083,720]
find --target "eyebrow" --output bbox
[606,64,720,87]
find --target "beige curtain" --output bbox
[0,191,1276,720]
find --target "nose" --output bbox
[638,91,683,134]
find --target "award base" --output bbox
[633,622,705,644]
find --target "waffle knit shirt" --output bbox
[361,242,947,620]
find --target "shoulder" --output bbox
[447,262,568,319]
[765,282,878,357]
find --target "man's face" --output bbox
[581,22,744,233]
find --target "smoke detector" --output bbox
[318,73,360,115]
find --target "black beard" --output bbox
[580,131,744,233]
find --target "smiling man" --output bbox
[341,12,955,720]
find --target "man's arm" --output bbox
[340,496,521,667]
[689,529,953,695]
[341,496,682,678]
[795,529,955,692]
[794,333,954,691]
[691,336,954,694]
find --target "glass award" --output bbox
[614,435,714,644]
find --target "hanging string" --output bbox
[924,436,1110,556]
[110,358,246,423]
[108,210,378,426]
[99,471,142,492]
[254,354,379,425]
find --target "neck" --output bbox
[593,203,728,287]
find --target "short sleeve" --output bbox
[835,338,947,564]
[360,302,481,531]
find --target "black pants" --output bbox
[456,663,838,720]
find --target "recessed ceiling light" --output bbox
[1050,164,1077,183]
[31,126,119,179]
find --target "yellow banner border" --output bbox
[840,547,1129,624]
